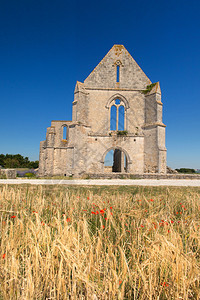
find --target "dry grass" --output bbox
[0,185,200,299]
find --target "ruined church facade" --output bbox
[39,45,166,176]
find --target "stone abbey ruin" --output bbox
[39,45,167,177]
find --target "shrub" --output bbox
[117,130,128,136]
[24,172,36,178]
[141,83,157,94]
[0,173,6,179]
[175,168,196,174]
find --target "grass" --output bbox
[0,185,200,299]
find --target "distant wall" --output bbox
[0,169,17,179]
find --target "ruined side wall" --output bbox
[143,126,159,173]
[73,89,89,124]
[143,91,166,173]
[157,126,167,173]
[69,124,91,175]
[38,141,46,175]
[39,120,73,176]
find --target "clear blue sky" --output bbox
[0,0,200,169]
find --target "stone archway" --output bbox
[103,147,130,173]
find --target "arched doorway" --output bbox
[104,148,128,173]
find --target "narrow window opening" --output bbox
[110,105,117,130]
[116,65,120,82]
[62,126,68,140]
[118,106,125,130]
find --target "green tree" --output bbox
[175,168,196,174]
[0,154,39,169]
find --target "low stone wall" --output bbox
[85,173,200,180]
[0,169,17,179]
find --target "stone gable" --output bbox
[84,45,151,89]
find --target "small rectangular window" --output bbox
[116,65,120,82]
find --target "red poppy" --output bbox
[110,207,113,209]
[161,282,169,287]
[11,216,16,219]
[119,280,122,285]
[2,254,5,259]
[102,225,105,229]
[66,218,71,222]
[91,211,96,215]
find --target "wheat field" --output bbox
[0,184,200,299]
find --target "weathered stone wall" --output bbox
[0,169,17,179]
[85,134,145,174]
[83,173,200,180]
[84,45,151,90]
[78,89,145,134]
[39,120,71,176]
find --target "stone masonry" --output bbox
[39,45,167,176]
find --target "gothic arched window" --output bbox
[110,99,125,131]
